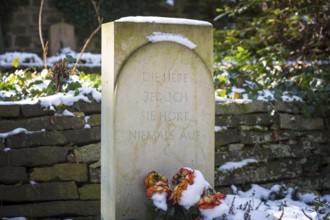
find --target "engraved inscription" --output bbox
[142,111,189,121]
[144,91,188,103]
[127,129,199,141]
[143,71,189,83]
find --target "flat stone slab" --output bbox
[0,167,27,184]
[0,200,99,218]
[0,146,68,167]
[0,181,78,202]
[30,163,88,182]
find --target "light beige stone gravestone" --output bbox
[49,22,76,55]
[101,16,214,220]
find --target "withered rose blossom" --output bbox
[146,182,172,198]
[144,171,169,188]
[196,192,226,209]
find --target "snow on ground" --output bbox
[0,48,100,68]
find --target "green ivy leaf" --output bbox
[11,58,20,68]
[65,55,76,63]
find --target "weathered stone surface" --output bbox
[280,176,330,192]
[215,115,240,127]
[62,126,101,145]
[263,144,306,158]
[87,114,101,127]
[6,126,100,148]
[307,131,329,143]
[215,101,271,115]
[89,167,100,183]
[274,102,302,113]
[239,125,268,131]
[0,181,78,201]
[215,159,302,186]
[278,130,305,141]
[228,143,245,152]
[90,160,100,169]
[31,163,88,182]
[49,22,76,55]
[51,116,85,130]
[280,113,324,130]
[0,147,68,166]
[50,116,85,130]
[0,105,20,118]
[239,131,275,144]
[0,117,49,133]
[301,156,324,174]
[7,131,67,148]
[68,101,101,114]
[215,144,305,166]
[0,167,27,184]
[240,113,277,126]
[215,129,239,146]
[0,200,100,218]
[73,143,100,163]
[78,184,100,200]
[21,103,52,117]
[0,139,4,148]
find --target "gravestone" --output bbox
[101,16,214,220]
[49,22,76,55]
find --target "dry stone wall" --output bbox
[215,101,330,194]
[0,100,329,218]
[0,101,101,219]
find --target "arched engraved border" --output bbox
[112,41,214,219]
[114,41,213,93]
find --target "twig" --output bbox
[256,200,263,210]
[301,209,313,220]
[229,197,236,215]
[278,208,284,220]
[71,0,103,74]
[38,0,47,69]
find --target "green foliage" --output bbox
[11,57,20,68]
[213,0,330,116]
[0,69,101,102]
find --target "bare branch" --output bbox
[301,209,313,220]
[71,0,103,74]
[38,0,47,69]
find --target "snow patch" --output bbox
[147,32,196,49]
[166,0,175,6]
[116,16,212,26]
[218,159,258,171]
[3,147,11,152]
[0,128,46,138]
[215,126,227,132]
[151,192,168,211]
[62,109,75,117]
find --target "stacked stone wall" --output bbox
[0,101,101,219]
[215,101,330,194]
[0,100,329,218]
